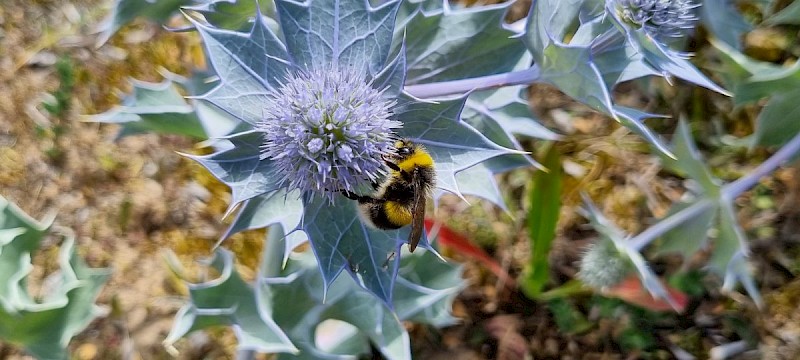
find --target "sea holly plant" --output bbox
[177,0,518,307]
[165,224,463,359]
[0,196,110,359]
[88,0,800,356]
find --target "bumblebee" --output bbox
[343,139,436,252]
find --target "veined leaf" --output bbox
[88,79,206,139]
[168,224,462,359]
[398,1,527,85]
[275,0,399,75]
[394,94,515,198]
[189,11,290,125]
[182,131,281,211]
[301,194,436,306]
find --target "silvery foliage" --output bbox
[88,0,800,356]
[0,196,110,360]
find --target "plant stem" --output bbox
[403,66,541,98]
[630,132,800,251]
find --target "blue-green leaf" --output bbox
[660,120,721,196]
[275,0,399,75]
[764,0,800,25]
[394,94,513,198]
[190,11,290,125]
[183,131,281,210]
[458,86,549,208]
[0,196,109,360]
[96,0,190,46]
[624,28,730,96]
[164,249,297,354]
[753,88,800,147]
[715,202,761,307]
[221,189,304,259]
[168,224,462,359]
[302,194,427,305]
[399,1,527,85]
[88,79,206,139]
[701,0,752,50]
[655,200,718,260]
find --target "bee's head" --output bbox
[392,139,417,162]
[385,139,433,173]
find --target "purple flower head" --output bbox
[256,66,400,201]
[612,0,699,39]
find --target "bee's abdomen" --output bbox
[362,201,410,229]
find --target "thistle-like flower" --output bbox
[256,67,400,201]
[577,239,633,290]
[612,0,699,39]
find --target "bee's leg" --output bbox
[385,161,412,178]
[339,190,378,203]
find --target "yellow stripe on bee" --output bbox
[385,201,412,226]
[396,149,434,173]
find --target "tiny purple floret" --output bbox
[256,66,400,201]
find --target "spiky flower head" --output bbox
[577,239,633,290]
[613,0,699,39]
[256,66,400,201]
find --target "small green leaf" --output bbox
[700,0,752,50]
[547,298,592,335]
[521,145,562,298]
[88,79,206,139]
[655,200,718,260]
[764,0,800,25]
[661,120,721,196]
[187,0,278,31]
[753,88,800,146]
[96,0,191,46]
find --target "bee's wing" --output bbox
[408,170,426,252]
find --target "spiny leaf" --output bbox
[302,194,435,306]
[715,202,761,307]
[655,200,717,260]
[88,79,206,139]
[394,94,514,198]
[275,0,400,75]
[0,197,109,360]
[458,86,549,208]
[189,11,290,125]
[168,225,462,359]
[622,27,730,96]
[660,120,721,195]
[398,1,527,85]
[221,189,304,259]
[183,131,281,210]
[164,249,297,354]
[96,0,190,46]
